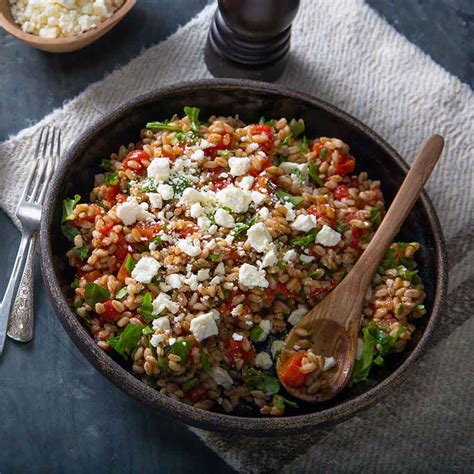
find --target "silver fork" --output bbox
[0,126,60,355]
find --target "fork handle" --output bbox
[0,234,30,355]
[7,233,37,342]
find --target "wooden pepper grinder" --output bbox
[205,0,301,82]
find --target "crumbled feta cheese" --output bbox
[247,222,272,253]
[239,263,269,288]
[258,207,271,220]
[300,254,315,264]
[184,274,199,291]
[157,184,174,200]
[214,262,225,275]
[116,197,154,226]
[261,248,277,269]
[228,157,250,176]
[288,306,308,325]
[323,356,337,371]
[147,157,170,182]
[291,214,317,232]
[209,276,221,285]
[251,191,266,206]
[190,202,204,218]
[152,293,180,315]
[232,333,243,341]
[152,316,171,332]
[190,310,219,341]
[255,352,273,370]
[211,367,233,390]
[315,225,342,247]
[284,203,296,222]
[190,149,204,161]
[257,320,272,342]
[239,176,254,191]
[150,334,165,347]
[177,238,201,257]
[131,256,160,283]
[165,274,183,289]
[283,249,297,263]
[214,208,235,228]
[182,187,204,204]
[216,186,252,213]
[271,340,285,359]
[197,216,212,231]
[197,268,210,281]
[147,192,163,209]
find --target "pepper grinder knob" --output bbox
[205,0,301,82]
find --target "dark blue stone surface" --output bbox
[0,1,471,472]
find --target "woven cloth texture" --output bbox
[0,1,472,472]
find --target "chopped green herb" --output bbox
[289,118,305,139]
[216,149,235,157]
[416,304,426,312]
[182,378,200,392]
[277,154,287,164]
[104,172,119,186]
[184,106,200,133]
[141,177,158,193]
[377,247,397,274]
[370,208,382,228]
[299,136,310,154]
[258,117,275,127]
[320,147,329,159]
[243,368,280,395]
[233,215,258,240]
[396,265,421,284]
[146,121,182,132]
[62,195,81,223]
[124,254,136,274]
[157,356,168,371]
[309,268,325,279]
[276,261,288,269]
[335,222,349,234]
[108,323,142,360]
[139,291,154,323]
[169,339,196,364]
[142,326,153,336]
[61,225,80,242]
[73,245,89,261]
[208,253,220,262]
[115,287,128,300]
[84,283,110,308]
[272,394,299,410]
[95,200,109,211]
[199,351,211,375]
[308,162,324,187]
[151,235,163,248]
[290,229,318,248]
[169,175,190,195]
[100,159,112,171]
[249,325,263,342]
[71,278,80,289]
[275,189,304,207]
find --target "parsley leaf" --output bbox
[100,159,112,171]
[208,253,220,262]
[107,324,142,360]
[61,225,80,242]
[62,195,81,223]
[199,351,211,375]
[273,394,299,409]
[146,121,182,132]
[370,208,382,228]
[233,215,258,240]
[139,291,154,323]
[308,162,324,187]
[84,283,110,308]
[124,254,136,273]
[275,189,304,207]
[290,229,318,248]
[73,245,89,261]
[115,287,128,300]
[299,136,309,154]
[243,368,280,395]
[289,118,305,139]
[104,172,118,186]
[249,325,263,342]
[169,339,196,364]
[184,106,200,133]
[169,175,190,195]
[320,147,329,159]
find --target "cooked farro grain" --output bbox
[61,108,427,415]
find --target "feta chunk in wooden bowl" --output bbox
[0,0,136,52]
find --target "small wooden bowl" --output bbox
[0,0,136,53]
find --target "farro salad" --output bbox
[62,108,427,415]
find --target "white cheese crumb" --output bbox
[157,184,174,200]
[197,268,210,281]
[288,306,308,325]
[216,186,252,213]
[211,367,233,390]
[283,249,297,263]
[257,320,272,342]
[177,238,201,257]
[258,207,271,220]
[165,274,183,289]
[147,157,170,183]
[190,149,205,161]
[271,340,285,359]
[291,214,317,232]
[131,257,160,283]
[232,333,243,341]
[315,225,342,247]
[197,216,212,231]
[214,262,225,275]
[116,197,154,226]
[190,202,204,218]
[251,191,266,206]
[152,293,180,315]
[150,334,165,347]
[239,263,269,288]
[239,176,254,191]
[228,157,250,177]
[261,248,278,269]
[255,352,273,370]
[214,208,235,228]
[190,310,219,342]
[147,192,163,209]
[247,222,272,253]
[300,254,315,264]
[152,317,171,332]
[323,356,337,371]
[284,203,296,222]
[209,276,221,285]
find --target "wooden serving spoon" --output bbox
[276,134,444,403]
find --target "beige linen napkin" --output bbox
[1,1,472,471]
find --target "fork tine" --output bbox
[37,127,60,205]
[28,127,51,202]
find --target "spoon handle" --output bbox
[349,134,444,285]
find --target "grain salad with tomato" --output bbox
[62,108,427,415]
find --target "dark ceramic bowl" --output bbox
[40,79,447,436]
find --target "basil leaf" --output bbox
[169,339,196,364]
[249,325,263,342]
[396,265,421,284]
[107,323,142,360]
[124,254,136,273]
[142,326,153,335]
[275,189,304,207]
[62,195,81,223]
[146,121,182,132]
[84,283,110,308]
[139,291,154,323]
[308,162,324,187]
[233,215,258,240]
[320,147,329,159]
[184,106,200,133]
[61,225,80,242]
[104,172,118,186]
[115,287,128,300]
[290,229,318,248]
[208,253,220,262]
[183,378,199,392]
[199,351,211,375]
[289,118,305,139]
[273,394,299,410]
[73,245,89,261]
[370,208,382,228]
[299,136,309,154]
[141,177,158,193]
[100,159,112,171]
[243,368,280,395]
[258,117,274,127]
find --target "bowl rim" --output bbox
[40,78,448,436]
[0,0,136,47]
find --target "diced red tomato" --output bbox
[249,124,273,153]
[227,247,241,263]
[227,338,255,366]
[123,150,150,174]
[204,133,233,159]
[280,353,308,388]
[186,386,206,404]
[178,222,199,238]
[99,300,120,322]
[104,184,120,202]
[136,222,162,240]
[249,158,272,177]
[100,221,115,236]
[348,177,359,188]
[210,167,233,190]
[252,176,276,194]
[334,185,350,200]
[349,226,368,249]
[335,154,356,176]
[116,193,128,203]
[114,235,129,266]
[307,206,337,227]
